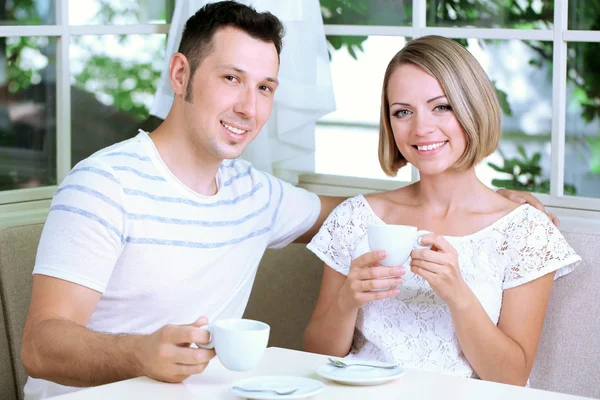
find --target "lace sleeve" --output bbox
[306,196,370,276]
[500,206,581,290]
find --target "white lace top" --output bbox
[307,195,581,378]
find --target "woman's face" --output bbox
[387,63,467,176]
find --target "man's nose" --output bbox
[233,87,257,119]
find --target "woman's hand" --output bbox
[409,234,473,309]
[338,251,405,312]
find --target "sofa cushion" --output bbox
[529,230,600,398]
[0,223,44,400]
[0,295,18,400]
[243,244,323,351]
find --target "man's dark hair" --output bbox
[178,1,284,101]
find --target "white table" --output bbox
[54,347,591,399]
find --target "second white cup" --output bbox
[197,318,269,372]
[367,224,431,267]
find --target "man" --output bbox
[20,1,552,399]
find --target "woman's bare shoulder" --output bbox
[364,185,417,218]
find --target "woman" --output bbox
[304,35,580,386]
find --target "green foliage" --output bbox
[73,51,161,121]
[488,145,577,195]
[587,136,600,175]
[320,0,410,60]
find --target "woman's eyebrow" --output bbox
[390,95,447,108]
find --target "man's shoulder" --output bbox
[219,159,275,191]
[68,134,153,185]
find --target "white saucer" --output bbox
[316,361,405,386]
[230,375,325,399]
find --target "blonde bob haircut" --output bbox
[379,35,502,176]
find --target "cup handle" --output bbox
[415,230,432,249]
[196,325,214,349]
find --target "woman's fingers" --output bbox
[360,276,403,292]
[356,265,404,281]
[351,251,388,270]
[361,287,400,302]
[410,259,444,274]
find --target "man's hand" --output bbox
[136,317,216,383]
[496,189,559,227]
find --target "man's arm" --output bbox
[294,195,346,244]
[21,275,215,387]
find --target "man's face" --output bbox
[182,27,279,162]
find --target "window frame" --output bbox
[319,0,600,212]
[0,0,598,214]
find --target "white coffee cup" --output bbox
[197,319,269,371]
[367,224,431,267]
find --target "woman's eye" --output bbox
[435,104,452,112]
[393,109,411,118]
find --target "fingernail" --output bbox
[516,196,526,203]
[396,267,405,275]
[379,251,387,258]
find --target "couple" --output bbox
[20,1,578,399]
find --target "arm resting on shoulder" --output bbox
[303,265,356,356]
[451,273,554,385]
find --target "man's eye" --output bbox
[259,85,273,93]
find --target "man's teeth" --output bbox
[417,141,447,151]
[222,123,246,135]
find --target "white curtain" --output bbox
[150,0,336,180]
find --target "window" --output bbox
[0,0,171,204]
[317,0,600,211]
[1,0,599,214]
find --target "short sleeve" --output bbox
[306,196,370,276]
[266,174,321,249]
[501,206,581,290]
[33,158,127,293]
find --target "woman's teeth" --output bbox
[222,123,246,135]
[416,141,447,151]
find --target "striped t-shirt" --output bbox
[32,130,320,337]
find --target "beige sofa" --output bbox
[1,222,599,399]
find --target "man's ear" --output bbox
[169,52,190,97]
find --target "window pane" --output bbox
[426,0,553,29]
[316,36,412,181]
[70,34,165,165]
[565,42,600,198]
[569,0,600,30]
[320,36,556,189]
[0,36,56,191]
[0,0,55,25]
[319,0,411,26]
[69,0,174,25]
[469,39,553,195]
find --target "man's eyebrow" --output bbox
[219,64,278,85]
[390,95,447,108]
